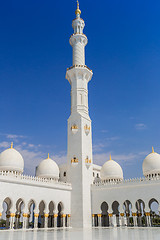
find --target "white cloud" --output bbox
[93,136,119,153]
[0,141,10,148]
[135,123,147,130]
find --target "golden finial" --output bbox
[109,154,112,161]
[75,0,81,16]
[152,146,154,153]
[48,153,49,159]
[11,142,13,149]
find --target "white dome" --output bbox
[143,148,160,176]
[0,146,24,173]
[36,155,59,179]
[100,156,123,181]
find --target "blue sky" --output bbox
[0,0,160,178]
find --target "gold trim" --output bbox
[75,0,81,16]
[108,213,113,217]
[152,146,154,153]
[44,214,49,217]
[34,213,39,217]
[145,212,150,216]
[120,213,124,217]
[54,214,58,217]
[10,213,15,217]
[68,214,71,217]
[71,157,78,163]
[71,124,78,130]
[11,142,13,149]
[92,214,95,217]
[0,213,2,217]
[97,214,102,217]
[132,213,137,216]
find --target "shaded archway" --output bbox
[48,201,55,228]
[39,201,45,228]
[149,198,159,226]
[101,202,109,227]
[2,197,12,229]
[136,199,145,226]
[112,201,120,226]
[123,200,132,226]
[15,198,24,229]
[28,199,35,229]
[57,202,64,227]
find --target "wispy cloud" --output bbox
[135,123,147,130]
[93,136,119,153]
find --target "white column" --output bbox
[62,214,66,227]
[67,214,71,227]
[108,213,113,227]
[34,213,39,229]
[132,213,138,227]
[44,213,49,228]
[22,213,28,229]
[97,214,102,227]
[119,213,125,226]
[54,214,58,228]
[10,213,15,229]
[145,212,151,227]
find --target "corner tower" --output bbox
[65,1,93,228]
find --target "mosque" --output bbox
[0,2,160,230]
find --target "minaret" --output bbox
[66,1,93,228]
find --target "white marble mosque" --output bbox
[0,1,160,230]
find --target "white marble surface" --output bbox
[0,228,160,240]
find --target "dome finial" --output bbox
[75,0,81,17]
[152,146,154,153]
[48,153,49,159]
[109,154,112,161]
[11,142,13,149]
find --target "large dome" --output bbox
[0,143,24,173]
[100,155,123,181]
[36,154,59,180]
[143,147,160,177]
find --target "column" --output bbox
[22,213,28,229]
[137,213,142,226]
[15,214,20,229]
[132,213,137,227]
[145,212,151,227]
[97,214,102,227]
[66,214,71,227]
[54,213,58,228]
[108,213,113,227]
[126,213,130,226]
[92,214,95,227]
[120,213,124,226]
[44,213,49,228]
[34,213,39,229]
[62,214,66,227]
[6,213,10,228]
[10,213,15,229]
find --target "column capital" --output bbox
[44,213,49,217]
[108,213,113,217]
[10,213,15,217]
[34,213,39,217]
[132,212,137,216]
[97,214,102,217]
[54,214,58,217]
[120,213,124,217]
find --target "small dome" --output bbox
[100,155,123,181]
[36,154,59,180]
[143,147,160,177]
[0,143,24,173]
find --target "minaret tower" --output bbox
[66,1,93,228]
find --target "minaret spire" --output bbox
[75,0,81,18]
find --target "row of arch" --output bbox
[0,197,71,229]
[92,198,160,227]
